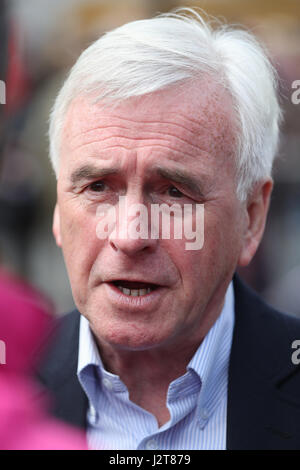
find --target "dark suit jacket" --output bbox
[37,276,300,449]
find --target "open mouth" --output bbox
[111,280,159,297]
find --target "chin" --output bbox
[93,323,173,352]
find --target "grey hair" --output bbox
[49,8,282,201]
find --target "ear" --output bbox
[53,203,62,247]
[238,179,273,267]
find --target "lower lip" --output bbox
[103,282,166,311]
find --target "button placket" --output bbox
[89,404,98,425]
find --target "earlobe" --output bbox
[53,203,62,247]
[237,179,273,267]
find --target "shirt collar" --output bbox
[78,313,103,374]
[189,281,235,426]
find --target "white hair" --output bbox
[49,8,282,200]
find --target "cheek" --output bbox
[204,206,244,272]
[178,206,244,289]
[60,205,101,281]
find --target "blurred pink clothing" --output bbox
[0,270,87,449]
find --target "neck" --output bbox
[97,340,202,427]
[100,341,198,385]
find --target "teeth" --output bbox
[139,289,148,296]
[117,286,153,296]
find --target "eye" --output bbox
[88,180,107,192]
[167,186,184,198]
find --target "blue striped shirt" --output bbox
[77,282,235,450]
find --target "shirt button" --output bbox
[199,408,209,421]
[102,377,114,390]
[146,439,158,450]
[89,405,98,424]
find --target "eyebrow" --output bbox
[154,166,205,198]
[70,165,120,185]
[70,163,206,198]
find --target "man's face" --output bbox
[54,80,250,354]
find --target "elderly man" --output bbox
[39,9,300,449]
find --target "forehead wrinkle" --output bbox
[75,121,203,144]
[67,117,204,148]
[68,131,206,156]
[166,111,228,135]
[68,116,235,167]
[88,113,215,135]
[66,104,227,141]
[65,117,218,157]
[63,85,237,170]
[96,115,217,142]
[68,139,207,161]
[176,111,237,153]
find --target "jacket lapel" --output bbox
[37,310,88,429]
[227,276,300,449]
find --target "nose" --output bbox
[108,196,158,256]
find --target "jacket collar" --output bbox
[37,310,88,429]
[227,275,300,449]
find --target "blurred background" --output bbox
[0,0,299,316]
